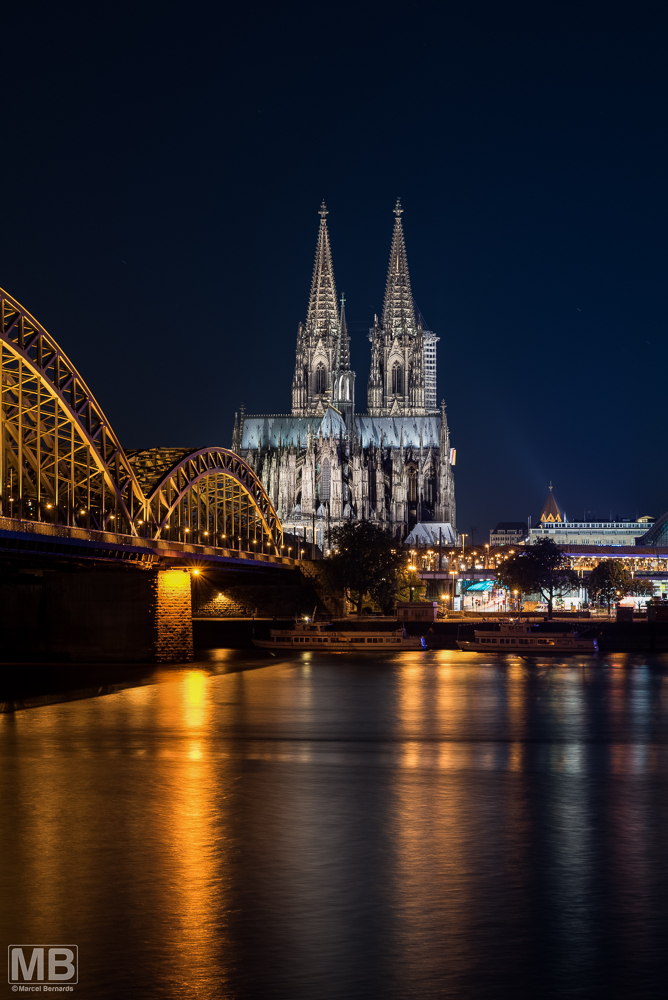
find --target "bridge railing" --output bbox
[0,515,297,568]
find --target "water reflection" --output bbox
[1,652,668,998]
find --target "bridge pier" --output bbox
[0,567,194,664]
[151,569,194,662]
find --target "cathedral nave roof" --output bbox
[354,415,441,449]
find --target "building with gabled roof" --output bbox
[232,201,457,545]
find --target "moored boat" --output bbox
[253,619,426,651]
[457,621,598,654]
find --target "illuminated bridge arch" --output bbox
[0,288,282,552]
[127,446,282,551]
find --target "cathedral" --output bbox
[231,200,457,548]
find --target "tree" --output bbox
[496,538,578,615]
[325,521,405,615]
[586,560,631,612]
[628,577,654,599]
[395,564,427,605]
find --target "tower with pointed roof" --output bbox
[331,294,355,429]
[539,483,563,523]
[291,202,348,417]
[367,200,426,416]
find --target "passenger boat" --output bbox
[253,619,426,651]
[457,621,598,654]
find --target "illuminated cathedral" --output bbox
[232,201,457,546]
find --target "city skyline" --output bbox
[0,3,665,536]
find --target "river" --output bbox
[2,649,668,999]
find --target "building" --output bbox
[489,522,528,547]
[232,201,457,546]
[422,327,439,412]
[528,486,652,546]
[396,601,438,622]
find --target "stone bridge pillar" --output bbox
[151,569,194,662]
[0,566,194,663]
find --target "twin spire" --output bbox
[382,199,417,337]
[306,198,417,341]
[305,201,340,336]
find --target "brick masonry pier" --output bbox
[0,568,194,663]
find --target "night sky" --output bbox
[2,2,666,538]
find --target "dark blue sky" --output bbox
[2,1,666,536]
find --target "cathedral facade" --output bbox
[232,201,457,547]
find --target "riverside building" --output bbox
[528,487,653,546]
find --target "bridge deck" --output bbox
[0,517,297,569]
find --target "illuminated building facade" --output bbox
[528,486,653,546]
[232,201,457,543]
[490,522,528,547]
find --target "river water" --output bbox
[2,650,668,999]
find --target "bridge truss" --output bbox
[0,288,282,553]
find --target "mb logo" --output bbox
[8,946,78,984]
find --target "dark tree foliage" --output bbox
[325,521,405,615]
[496,538,578,615]
[628,578,655,598]
[586,559,638,611]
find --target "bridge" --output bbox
[0,287,288,563]
[0,287,294,662]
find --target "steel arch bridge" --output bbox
[0,288,282,553]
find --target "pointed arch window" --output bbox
[315,363,327,395]
[408,467,417,502]
[369,467,377,506]
[424,467,436,507]
[392,362,403,395]
[321,457,330,501]
[338,374,350,401]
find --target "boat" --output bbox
[456,621,598,654]
[253,618,426,651]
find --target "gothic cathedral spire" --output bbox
[382,199,417,337]
[367,200,425,416]
[292,202,345,417]
[332,293,355,428]
[306,201,339,336]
